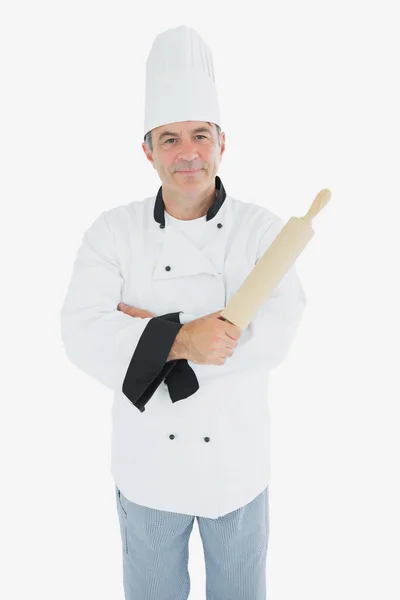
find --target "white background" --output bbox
[1,1,399,598]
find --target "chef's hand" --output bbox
[117,303,156,319]
[180,310,242,366]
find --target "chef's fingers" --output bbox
[117,303,131,311]
[117,303,142,317]
[222,324,242,341]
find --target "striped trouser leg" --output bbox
[197,487,269,600]
[115,485,194,600]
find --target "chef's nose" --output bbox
[177,137,200,161]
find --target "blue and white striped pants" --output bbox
[115,484,269,600]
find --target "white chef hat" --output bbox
[144,25,221,137]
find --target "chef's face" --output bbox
[142,121,225,196]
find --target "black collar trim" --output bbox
[153,175,227,227]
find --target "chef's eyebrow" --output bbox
[158,126,213,142]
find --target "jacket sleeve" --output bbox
[59,211,185,412]
[223,216,308,372]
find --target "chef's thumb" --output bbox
[208,309,223,318]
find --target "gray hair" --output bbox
[144,122,222,154]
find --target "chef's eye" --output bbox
[165,135,207,144]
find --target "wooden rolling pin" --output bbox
[219,189,331,330]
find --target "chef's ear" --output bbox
[142,142,154,165]
[219,131,226,159]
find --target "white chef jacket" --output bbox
[59,176,307,518]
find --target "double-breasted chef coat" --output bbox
[60,175,307,518]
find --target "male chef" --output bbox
[60,25,307,600]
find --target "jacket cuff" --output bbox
[122,315,183,412]
[158,311,183,323]
[165,359,200,402]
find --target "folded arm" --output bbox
[59,212,186,412]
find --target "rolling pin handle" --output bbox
[302,188,331,224]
